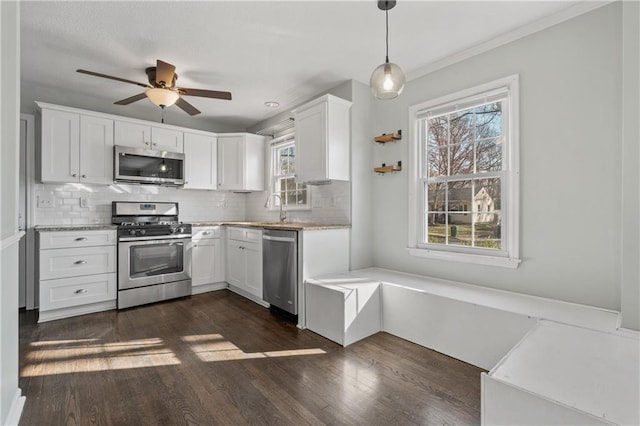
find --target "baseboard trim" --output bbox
[191,282,228,295]
[4,388,25,426]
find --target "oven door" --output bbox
[118,238,191,290]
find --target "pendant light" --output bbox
[370,0,406,100]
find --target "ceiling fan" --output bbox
[76,59,232,117]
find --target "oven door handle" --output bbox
[119,235,191,242]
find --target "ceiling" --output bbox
[21,1,580,130]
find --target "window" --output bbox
[270,135,309,209]
[408,75,520,268]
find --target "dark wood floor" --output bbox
[19,290,484,425]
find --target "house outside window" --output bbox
[270,135,308,209]
[408,75,520,268]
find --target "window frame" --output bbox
[407,75,520,268]
[269,133,310,211]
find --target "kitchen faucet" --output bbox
[264,193,287,223]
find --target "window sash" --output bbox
[271,138,308,209]
[417,90,509,256]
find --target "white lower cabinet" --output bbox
[225,227,264,303]
[37,229,117,323]
[190,226,225,294]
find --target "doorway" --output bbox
[19,114,36,310]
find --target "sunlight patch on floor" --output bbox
[181,334,326,362]
[21,337,180,377]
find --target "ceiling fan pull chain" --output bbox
[161,105,166,124]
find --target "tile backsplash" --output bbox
[33,181,351,226]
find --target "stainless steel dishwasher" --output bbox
[262,229,297,316]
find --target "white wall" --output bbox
[621,0,640,331]
[0,1,24,424]
[369,4,626,312]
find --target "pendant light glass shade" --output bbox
[370,0,405,100]
[370,60,405,99]
[145,87,179,107]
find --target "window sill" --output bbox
[267,207,311,212]
[407,247,521,269]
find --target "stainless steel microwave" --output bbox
[114,146,185,186]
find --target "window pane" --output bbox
[450,142,474,175]
[427,216,446,244]
[447,180,472,212]
[428,117,448,177]
[475,102,502,140]
[473,213,501,249]
[427,183,446,212]
[449,109,474,146]
[476,138,502,172]
[448,215,472,246]
[475,178,501,211]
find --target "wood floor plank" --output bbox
[19,290,484,425]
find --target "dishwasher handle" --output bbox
[263,235,296,243]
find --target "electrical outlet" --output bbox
[80,197,88,208]
[37,192,54,208]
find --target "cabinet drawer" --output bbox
[192,226,221,240]
[245,229,262,243]
[39,230,116,249]
[227,227,262,243]
[39,273,116,312]
[40,246,116,280]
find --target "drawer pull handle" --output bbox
[74,260,87,265]
[74,289,88,294]
[203,232,211,235]
[75,237,88,241]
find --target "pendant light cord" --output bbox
[385,4,389,63]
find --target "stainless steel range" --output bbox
[113,201,192,309]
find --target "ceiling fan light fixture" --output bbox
[370,0,406,100]
[145,87,179,107]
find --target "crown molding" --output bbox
[407,1,614,82]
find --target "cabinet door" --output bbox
[151,127,183,152]
[295,102,327,183]
[217,136,244,190]
[211,239,225,283]
[225,241,245,287]
[191,239,217,287]
[244,243,263,299]
[114,121,151,149]
[184,133,217,190]
[244,134,265,191]
[41,109,80,182]
[80,115,114,184]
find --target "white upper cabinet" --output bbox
[184,132,217,190]
[217,133,265,191]
[80,115,114,184]
[40,107,113,184]
[114,120,183,153]
[294,94,352,183]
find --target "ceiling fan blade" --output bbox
[175,97,201,116]
[76,69,150,88]
[114,92,148,105]
[156,60,176,88]
[178,87,232,100]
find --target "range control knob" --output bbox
[139,229,146,236]
[129,229,136,236]
[177,227,185,234]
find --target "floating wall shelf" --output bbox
[374,161,402,174]
[374,130,402,143]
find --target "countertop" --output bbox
[191,221,351,231]
[35,224,118,232]
[34,222,349,232]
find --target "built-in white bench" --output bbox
[483,321,639,425]
[305,267,637,425]
[306,267,620,368]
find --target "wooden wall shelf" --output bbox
[374,130,402,143]
[374,162,402,174]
